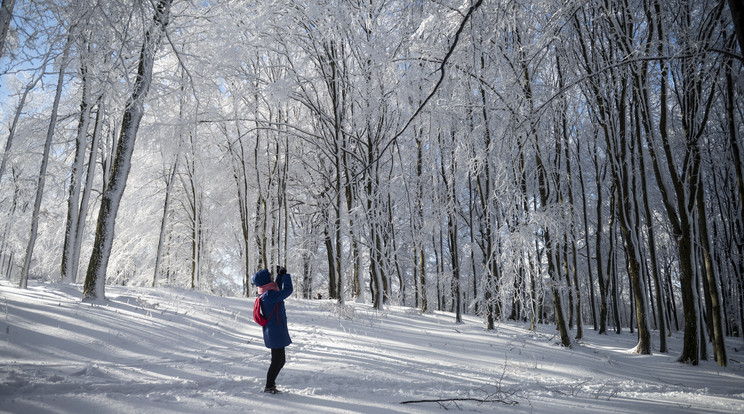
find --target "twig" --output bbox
[400,397,518,406]
[402,357,522,407]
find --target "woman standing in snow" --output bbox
[252,266,293,394]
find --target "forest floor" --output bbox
[1,279,743,413]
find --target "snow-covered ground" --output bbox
[1,280,742,413]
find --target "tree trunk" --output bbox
[528,249,537,331]
[440,131,461,323]
[729,0,744,58]
[61,57,92,284]
[342,137,361,299]
[20,38,71,289]
[611,84,652,354]
[226,117,251,295]
[0,168,20,280]
[572,10,610,336]
[253,138,268,271]
[83,0,172,300]
[696,173,727,366]
[433,233,442,311]
[468,174,478,316]
[0,0,15,58]
[448,207,461,323]
[335,140,344,305]
[414,134,427,312]
[578,146,598,331]
[596,164,608,334]
[370,224,383,309]
[557,53,582,338]
[153,154,179,287]
[69,95,104,284]
[725,61,744,342]
[616,188,652,353]
[387,192,404,304]
[302,247,312,299]
[476,104,497,328]
[536,149,571,347]
[182,131,203,290]
[637,127,667,352]
[560,240,573,329]
[366,133,384,309]
[324,222,337,299]
[608,190,621,334]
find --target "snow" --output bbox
[1,280,742,414]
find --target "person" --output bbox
[252,265,293,394]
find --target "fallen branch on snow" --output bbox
[400,397,518,406]
[402,357,523,408]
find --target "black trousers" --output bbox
[266,347,286,388]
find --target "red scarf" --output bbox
[258,282,279,295]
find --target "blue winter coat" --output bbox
[258,273,293,349]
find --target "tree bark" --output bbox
[415,134,427,312]
[324,221,337,300]
[83,0,172,300]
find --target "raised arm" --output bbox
[265,273,293,304]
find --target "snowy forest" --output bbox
[1,0,743,369]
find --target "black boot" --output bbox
[263,385,281,394]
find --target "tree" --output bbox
[19,29,72,289]
[641,0,728,365]
[83,0,172,300]
[60,35,93,284]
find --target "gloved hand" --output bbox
[276,265,287,276]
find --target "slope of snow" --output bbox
[1,280,742,413]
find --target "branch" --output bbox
[353,0,484,181]
[400,397,518,406]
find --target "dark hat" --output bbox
[252,269,271,287]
